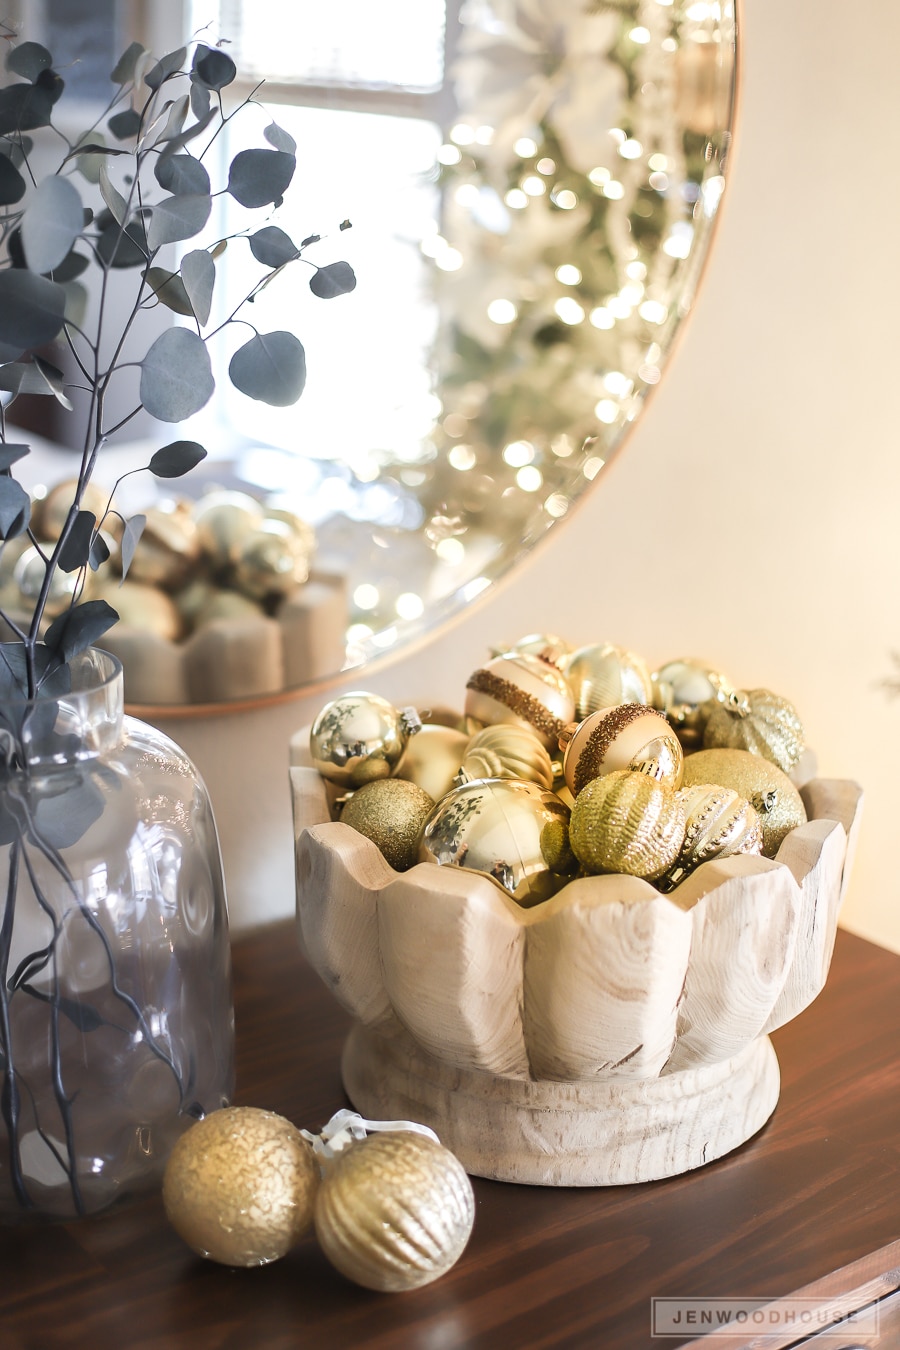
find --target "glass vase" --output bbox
[0,647,234,1222]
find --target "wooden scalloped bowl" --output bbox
[290,740,863,1187]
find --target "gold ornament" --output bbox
[419,776,574,906]
[340,779,435,871]
[493,632,572,667]
[310,691,422,788]
[192,490,264,566]
[162,1106,319,1267]
[661,782,763,889]
[569,770,686,881]
[193,587,264,627]
[125,499,201,590]
[14,545,86,619]
[464,651,575,751]
[702,687,805,774]
[395,723,470,800]
[234,520,311,601]
[31,478,116,541]
[651,658,731,751]
[559,703,683,796]
[314,1130,475,1292]
[562,642,653,719]
[681,748,807,857]
[458,723,555,790]
[95,577,183,640]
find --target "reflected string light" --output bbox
[461,577,491,601]
[602,180,625,200]
[487,298,518,324]
[347,622,375,644]
[603,371,633,397]
[590,307,615,330]
[503,440,535,467]
[589,166,611,186]
[648,152,669,171]
[442,413,468,437]
[544,493,569,518]
[606,295,632,318]
[594,399,619,424]
[639,299,668,324]
[649,171,669,191]
[639,364,661,384]
[474,125,494,145]
[536,157,556,174]
[552,188,578,209]
[516,466,543,492]
[514,136,538,157]
[504,188,528,209]
[618,138,643,159]
[629,26,651,43]
[435,247,463,271]
[396,592,425,620]
[353,583,379,610]
[619,283,644,305]
[663,223,694,258]
[551,434,576,457]
[450,123,475,144]
[583,456,606,480]
[554,297,585,325]
[372,627,399,649]
[448,444,477,470]
[436,537,466,564]
[626,260,647,280]
[522,175,546,196]
[555,264,582,284]
[437,144,462,165]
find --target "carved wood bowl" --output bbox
[290,744,863,1187]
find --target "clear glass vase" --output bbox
[0,647,234,1222]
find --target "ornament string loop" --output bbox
[301,1109,440,1159]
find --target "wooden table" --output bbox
[0,922,898,1350]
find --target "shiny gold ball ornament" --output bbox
[681,748,807,857]
[419,777,574,907]
[562,642,653,719]
[192,489,265,566]
[314,1130,475,1292]
[651,658,731,751]
[394,723,470,800]
[125,498,201,590]
[495,632,572,667]
[702,687,805,774]
[234,519,311,601]
[662,782,763,889]
[458,723,555,790]
[14,545,85,619]
[31,478,116,541]
[559,703,684,796]
[340,779,435,871]
[310,691,422,789]
[162,1106,320,1267]
[569,770,686,881]
[464,651,575,751]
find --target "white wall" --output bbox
[158,0,900,955]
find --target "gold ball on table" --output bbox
[464,651,575,751]
[560,703,684,796]
[569,769,686,881]
[162,1106,320,1267]
[340,779,435,871]
[681,748,807,856]
[314,1131,475,1292]
[651,658,731,751]
[310,691,422,789]
[458,723,555,790]
[394,723,470,801]
[561,642,653,718]
[702,687,805,774]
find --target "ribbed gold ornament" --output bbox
[661,782,763,889]
[702,687,805,773]
[651,658,731,751]
[562,642,653,719]
[395,723,470,801]
[458,723,555,790]
[162,1107,319,1268]
[568,770,685,880]
[314,1131,475,1292]
[340,779,435,871]
[681,748,807,857]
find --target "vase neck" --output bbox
[0,648,124,768]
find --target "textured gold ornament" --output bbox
[560,703,683,796]
[562,642,653,719]
[314,1130,475,1292]
[162,1106,319,1267]
[681,748,807,857]
[569,770,685,881]
[458,723,555,790]
[702,687,805,774]
[464,651,575,750]
[310,692,422,789]
[340,779,435,871]
[419,776,574,906]
[651,658,731,751]
[395,723,470,801]
[661,782,763,889]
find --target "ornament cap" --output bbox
[399,706,423,737]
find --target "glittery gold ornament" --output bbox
[559,703,683,796]
[465,651,575,751]
[681,748,807,857]
[651,658,731,751]
[310,692,422,789]
[661,782,763,889]
[562,642,653,719]
[458,723,555,790]
[702,688,805,774]
[419,777,574,906]
[340,779,435,871]
[162,1106,319,1267]
[126,499,201,590]
[395,723,470,801]
[569,770,685,881]
[234,519,310,601]
[314,1130,475,1292]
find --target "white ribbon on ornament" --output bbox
[301,1108,440,1159]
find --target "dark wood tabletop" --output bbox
[0,920,898,1350]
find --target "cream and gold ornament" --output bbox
[569,769,686,881]
[310,691,423,789]
[340,779,435,871]
[309,1111,475,1293]
[464,650,575,751]
[457,722,555,790]
[681,748,807,857]
[419,776,575,906]
[493,632,573,667]
[562,642,653,718]
[559,703,684,796]
[702,687,805,774]
[162,1106,320,1268]
[395,723,470,801]
[661,782,763,890]
[651,658,731,751]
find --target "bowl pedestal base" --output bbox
[342,1024,780,1187]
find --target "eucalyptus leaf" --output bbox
[154,153,210,196]
[309,261,357,299]
[63,279,88,327]
[227,149,295,209]
[144,47,187,91]
[0,82,55,136]
[0,477,31,540]
[108,107,142,140]
[119,514,146,580]
[6,41,52,82]
[193,45,236,91]
[111,41,145,86]
[0,154,26,206]
[228,331,306,406]
[263,122,297,155]
[0,444,30,470]
[32,772,106,850]
[48,249,89,284]
[190,81,211,120]
[32,356,73,410]
[148,440,207,478]
[139,328,214,421]
[180,249,215,325]
[144,266,193,316]
[141,93,189,149]
[21,175,84,275]
[90,532,111,572]
[146,193,211,251]
[249,225,299,269]
[58,511,96,574]
[44,599,119,664]
[0,271,66,349]
[98,159,128,225]
[154,106,216,172]
[96,216,148,269]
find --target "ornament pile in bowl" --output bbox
[290,637,862,1187]
[0,479,347,706]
